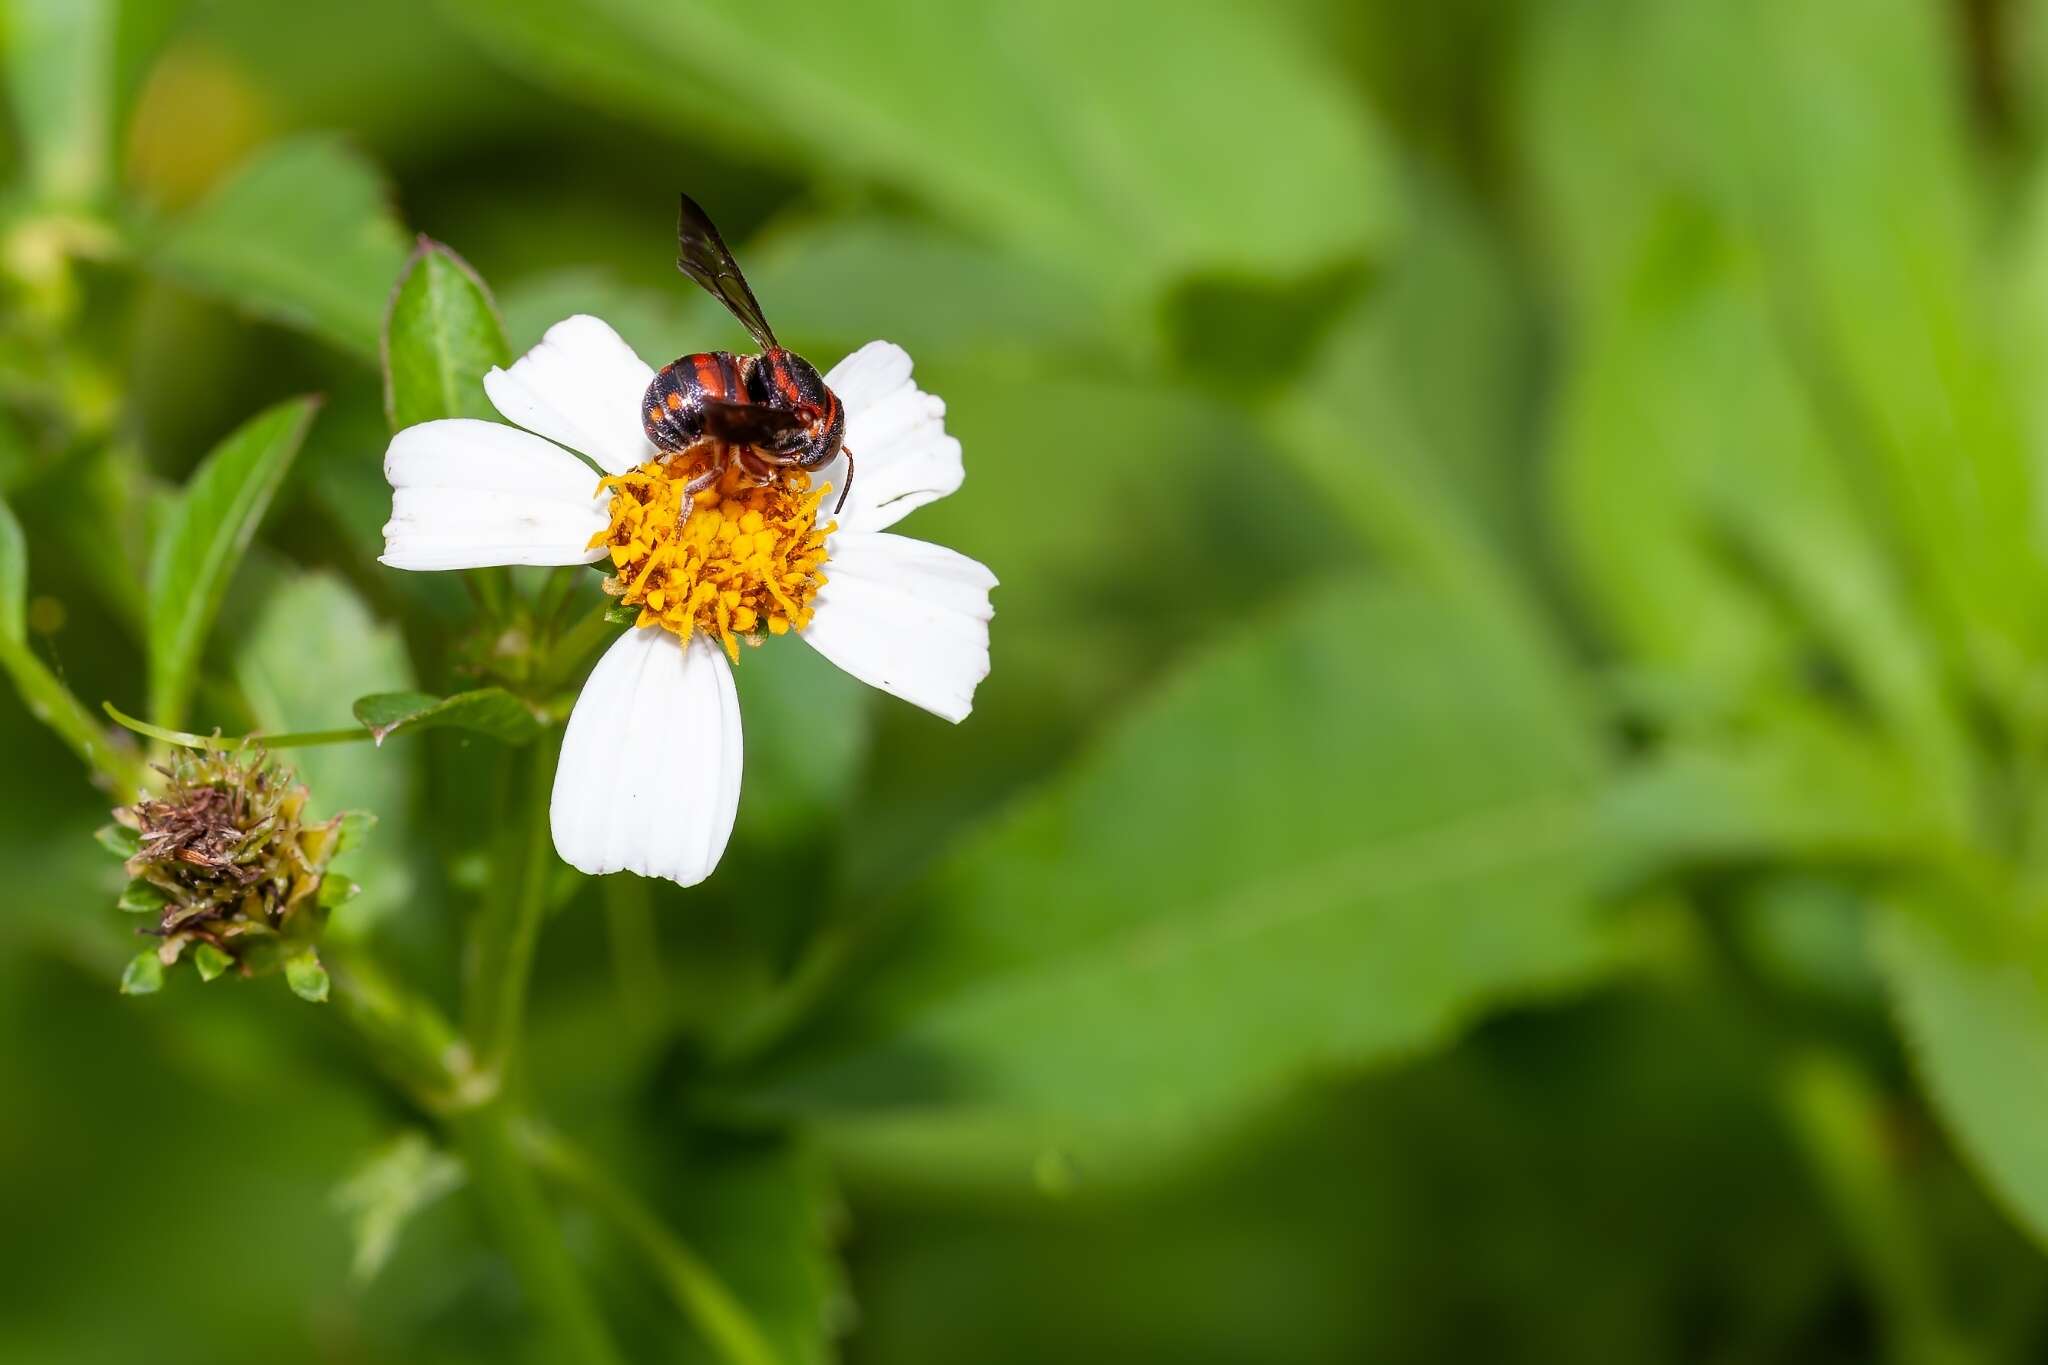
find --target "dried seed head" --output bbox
[106,747,351,997]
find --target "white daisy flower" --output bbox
[379,315,995,886]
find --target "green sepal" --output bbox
[95,823,140,857]
[192,942,233,982]
[317,875,361,909]
[116,880,166,914]
[602,602,637,625]
[119,950,163,996]
[284,948,329,1003]
[333,810,377,854]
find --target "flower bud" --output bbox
[102,747,354,1000]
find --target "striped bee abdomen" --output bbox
[643,350,750,454]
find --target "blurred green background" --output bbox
[14,0,2048,1360]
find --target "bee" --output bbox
[643,194,852,510]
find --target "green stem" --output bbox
[103,700,369,751]
[452,1104,626,1365]
[325,949,475,1112]
[524,1124,784,1365]
[466,738,559,1080]
[602,875,664,1038]
[452,735,623,1365]
[1,638,143,800]
[1778,1049,1983,1365]
[538,603,621,690]
[326,954,619,1365]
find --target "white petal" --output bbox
[484,315,659,475]
[802,531,995,723]
[819,340,963,533]
[551,628,743,888]
[380,419,608,570]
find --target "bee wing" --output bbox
[698,398,808,448]
[676,193,778,351]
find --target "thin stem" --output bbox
[326,953,620,1365]
[466,737,560,1080]
[451,733,623,1365]
[452,1104,626,1365]
[1,639,143,800]
[103,699,371,751]
[602,875,665,1038]
[325,949,476,1112]
[524,1124,784,1365]
[538,603,621,691]
[1778,1049,1984,1365]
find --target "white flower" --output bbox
[380,315,995,886]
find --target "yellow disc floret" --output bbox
[589,457,833,662]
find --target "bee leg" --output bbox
[682,447,726,496]
[734,444,777,485]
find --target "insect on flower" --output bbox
[379,199,995,887]
[647,195,853,510]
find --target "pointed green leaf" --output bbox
[443,0,1396,301]
[116,880,165,914]
[350,688,541,746]
[191,942,232,983]
[94,823,140,858]
[1879,899,2048,1255]
[149,135,411,358]
[145,397,320,728]
[333,1131,465,1284]
[0,492,24,645]
[746,577,1618,1160]
[317,875,361,910]
[382,237,511,429]
[333,810,377,854]
[5,0,113,206]
[284,949,330,1003]
[120,950,163,996]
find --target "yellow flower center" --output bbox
[588,457,833,662]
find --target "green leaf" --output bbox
[93,822,139,858]
[333,810,376,854]
[0,492,24,646]
[235,572,414,934]
[149,135,411,358]
[146,397,319,729]
[116,880,165,914]
[1595,699,1958,888]
[191,942,232,983]
[5,0,113,206]
[283,949,329,1003]
[119,950,163,995]
[332,1131,465,1284]
[350,688,541,746]
[1545,217,1790,691]
[382,237,512,429]
[316,876,360,910]
[1878,899,2048,1254]
[447,0,1397,302]
[745,576,1618,1160]
[1524,0,2038,718]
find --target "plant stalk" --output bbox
[0,638,143,800]
[453,735,624,1365]
[524,1123,784,1365]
